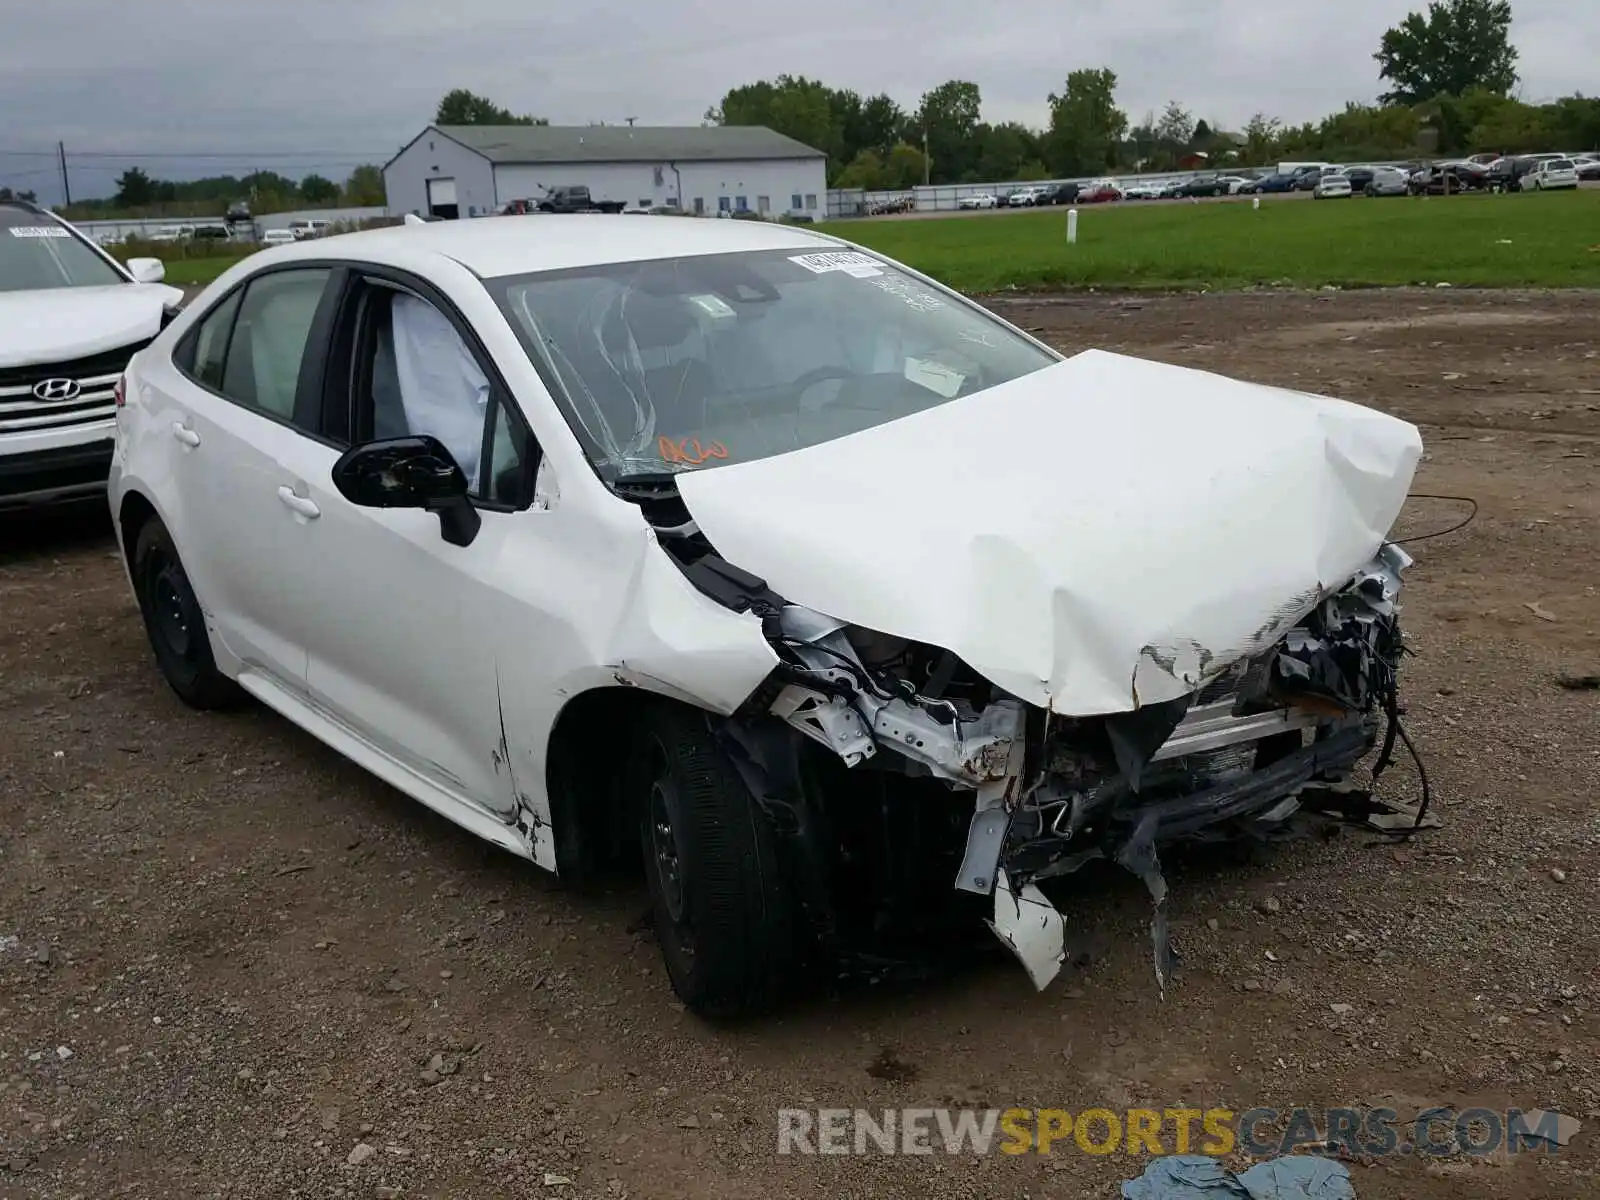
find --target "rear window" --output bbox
[0,206,126,293]
[1547,159,1573,170]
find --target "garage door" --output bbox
[426,178,458,206]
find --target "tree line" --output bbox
[703,0,1598,187]
[55,164,388,221]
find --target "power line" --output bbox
[0,148,390,160]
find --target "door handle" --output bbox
[172,422,201,447]
[276,486,320,519]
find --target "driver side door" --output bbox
[293,267,553,836]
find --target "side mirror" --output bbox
[126,257,166,284]
[330,435,483,547]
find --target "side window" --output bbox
[478,391,526,506]
[218,268,332,420]
[352,284,531,508]
[185,288,244,390]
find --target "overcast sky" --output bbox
[2,0,1594,201]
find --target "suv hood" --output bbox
[674,349,1422,717]
[0,284,181,369]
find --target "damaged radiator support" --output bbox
[692,540,1421,997]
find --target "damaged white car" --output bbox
[108,216,1423,1016]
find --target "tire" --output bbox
[131,518,244,710]
[639,704,796,1018]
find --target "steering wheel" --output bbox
[788,365,857,398]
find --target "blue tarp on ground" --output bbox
[1120,1154,1356,1200]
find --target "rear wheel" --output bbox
[640,705,796,1017]
[131,518,243,710]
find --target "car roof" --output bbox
[262,214,844,279]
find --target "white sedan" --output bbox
[1313,173,1354,199]
[108,216,1423,1016]
[956,193,998,209]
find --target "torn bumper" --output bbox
[986,720,1375,992]
[758,541,1413,995]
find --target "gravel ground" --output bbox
[1,287,1597,1199]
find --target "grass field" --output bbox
[153,256,248,286]
[142,189,1600,293]
[821,189,1600,291]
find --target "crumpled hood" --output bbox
[0,284,180,369]
[674,349,1423,716]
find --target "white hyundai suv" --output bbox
[1,200,182,511]
[108,216,1423,1017]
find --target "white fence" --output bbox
[68,206,389,241]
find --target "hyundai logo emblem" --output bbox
[32,378,82,403]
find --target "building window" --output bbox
[718,196,731,213]
[791,194,802,210]
[639,199,651,209]
[757,195,770,214]
[735,195,749,212]
[805,194,817,209]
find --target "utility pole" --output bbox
[922,125,930,186]
[57,141,71,206]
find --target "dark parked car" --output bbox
[1174,173,1231,198]
[1036,182,1080,205]
[1485,155,1540,192]
[1408,162,1490,195]
[1244,172,1300,194]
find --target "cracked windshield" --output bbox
[489,247,1056,479]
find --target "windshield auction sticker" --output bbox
[788,251,882,278]
[7,226,71,238]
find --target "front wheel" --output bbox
[640,705,797,1018]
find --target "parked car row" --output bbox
[914,152,1595,216]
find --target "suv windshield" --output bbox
[0,206,126,293]
[488,247,1056,480]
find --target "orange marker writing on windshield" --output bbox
[658,436,729,466]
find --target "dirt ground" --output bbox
[2,287,1597,1199]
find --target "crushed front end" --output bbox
[633,466,1418,994]
[684,540,1415,993]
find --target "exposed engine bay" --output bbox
[621,473,1421,994]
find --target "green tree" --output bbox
[299,174,339,205]
[1241,114,1283,164]
[115,167,155,206]
[1045,68,1127,176]
[856,93,908,156]
[972,121,1041,181]
[435,89,547,126]
[342,164,387,206]
[883,142,929,188]
[833,150,885,189]
[1375,0,1518,104]
[711,76,841,166]
[916,80,983,183]
[1155,101,1195,148]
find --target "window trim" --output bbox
[322,262,542,514]
[170,261,349,449]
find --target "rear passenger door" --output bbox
[166,264,345,696]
